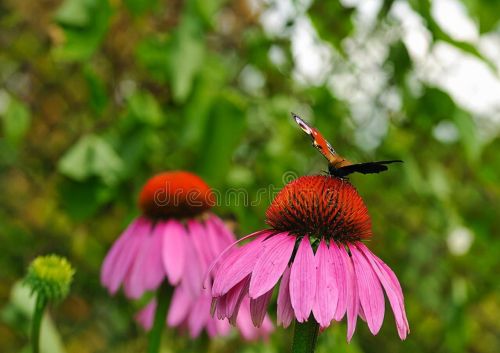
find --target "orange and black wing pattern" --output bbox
[291,113,402,177]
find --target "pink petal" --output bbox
[338,244,359,341]
[209,214,237,246]
[357,243,410,339]
[212,234,269,297]
[204,217,227,259]
[124,220,164,299]
[350,244,385,335]
[183,242,204,296]
[187,219,211,269]
[277,266,294,328]
[236,299,257,339]
[167,285,192,327]
[329,241,348,321]
[207,317,231,337]
[204,229,273,287]
[290,237,316,322]
[216,277,250,320]
[358,305,366,322]
[101,218,143,294]
[101,219,136,286]
[313,240,338,328]
[135,300,156,331]
[250,289,273,327]
[249,232,295,298]
[188,294,211,338]
[161,220,186,285]
[237,299,274,340]
[206,319,217,338]
[260,315,274,339]
[143,225,166,289]
[228,276,251,326]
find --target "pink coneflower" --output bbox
[101,171,215,299]
[209,175,409,344]
[101,171,272,350]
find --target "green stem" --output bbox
[147,281,171,353]
[31,294,47,353]
[291,318,320,353]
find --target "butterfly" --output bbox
[292,113,402,178]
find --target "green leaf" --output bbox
[182,55,228,146]
[127,91,164,126]
[194,0,226,25]
[454,109,481,162]
[58,178,114,220]
[196,91,247,186]
[168,15,205,102]
[53,0,111,61]
[55,0,90,27]
[386,40,412,84]
[58,134,124,185]
[308,1,354,53]
[84,67,108,114]
[1,95,31,145]
[463,0,500,33]
[123,0,158,15]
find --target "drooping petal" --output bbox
[167,285,192,327]
[216,277,250,320]
[212,234,270,297]
[188,293,211,338]
[188,219,211,269]
[205,230,272,289]
[206,319,217,338]
[204,216,228,259]
[209,214,237,246]
[290,237,316,322]
[277,266,294,328]
[350,244,385,335]
[101,218,142,294]
[142,224,166,290]
[250,289,273,327]
[161,219,186,285]
[125,220,164,299]
[357,243,410,339]
[183,242,204,296]
[338,244,359,341]
[237,299,274,340]
[313,239,338,328]
[329,241,348,321]
[207,316,231,338]
[249,232,295,298]
[135,300,156,331]
[260,315,274,339]
[229,276,251,326]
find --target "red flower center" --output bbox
[266,175,372,242]
[139,171,215,219]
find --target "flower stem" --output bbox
[31,294,47,353]
[147,281,171,353]
[291,318,320,353]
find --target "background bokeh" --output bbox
[1,0,499,352]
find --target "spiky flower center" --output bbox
[25,254,75,301]
[266,175,372,242]
[139,171,215,219]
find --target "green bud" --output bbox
[25,254,75,302]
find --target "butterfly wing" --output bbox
[333,160,403,177]
[292,113,337,163]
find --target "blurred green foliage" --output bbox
[1,0,499,352]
